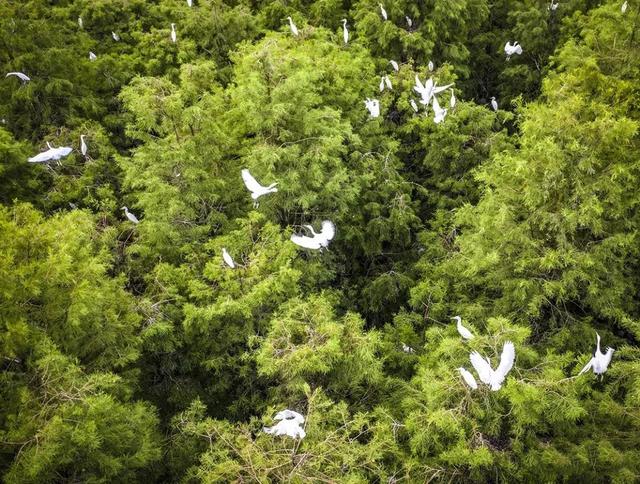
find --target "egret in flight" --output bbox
[490,96,498,111]
[379,3,388,20]
[364,98,380,118]
[263,409,306,439]
[80,135,88,157]
[458,368,478,390]
[341,19,349,44]
[28,143,73,163]
[450,89,456,109]
[222,248,236,269]
[389,60,399,72]
[121,206,140,224]
[469,341,515,391]
[414,76,452,106]
[241,169,278,207]
[432,95,447,124]
[112,31,120,41]
[452,316,474,340]
[6,72,30,83]
[89,52,97,61]
[171,23,177,43]
[579,333,615,376]
[291,220,336,250]
[504,41,522,60]
[287,16,299,36]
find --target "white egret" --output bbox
[341,19,349,44]
[622,1,628,13]
[579,333,615,376]
[379,3,388,20]
[490,96,498,111]
[121,206,140,224]
[452,316,474,340]
[402,343,415,354]
[6,72,30,83]
[409,99,419,112]
[264,409,305,439]
[504,41,523,60]
[548,0,559,10]
[384,75,392,90]
[291,220,336,251]
[187,0,193,6]
[112,31,120,41]
[171,23,177,43]
[458,367,478,390]
[287,16,299,36]
[428,60,434,71]
[432,95,447,124]
[364,98,380,118]
[89,52,97,61]
[469,341,515,391]
[78,16,83,28]
[450,89,456,109]
[241,169,278,207]
[405,16,413,28]
[28,143,73,163]
[414,75,452,106]
[222,248,236,269]
[80,135,88,157]
[389,60,399,72]
[379,76,385,92]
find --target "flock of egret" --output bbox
[7,0,624,443]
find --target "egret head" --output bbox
[121,206,127,211]
[342,18,347,24]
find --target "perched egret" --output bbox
[287,16,299,36]
[89,52,97,61]
[452,316,474,340]
[450,89,456,109]
[364,98,380,118]
[402,343,415,354]
[409,99,419,112]
[405,16,413,28]
[291,220,336,251]
[263,409,306,439]
[622,1,628,13]
[458,367,478,390]
[490,96,498,111]
[80,135,88,157]
[548,0,559,10]
[384,75,392,90]
[222,248,236,269]
[112,31,120,41]
[504,41,523,60]
[187,0,193,6]
[5,72,30,83]
[379,76,385,92]
[579,333,615,376]
[28,143,73,163]
[389,60,399,71]
[341,19,349,44]
[414,76,452,106]
[432,95,447,124]
[428,60,434,71]
[241,169,278,207]
[171,23,177,43]
[78,16,83,28]
[379,3,388,20]
[121,206,140,224]
[469,341,515,391]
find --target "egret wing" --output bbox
[496,341,515,380]
[432,83,453,95]
[578,357,593,375]
[241,169,264,192]
[320,220,336,241]
[459,368,478,389]
[470,351,493,385]
[28,150,54,163]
